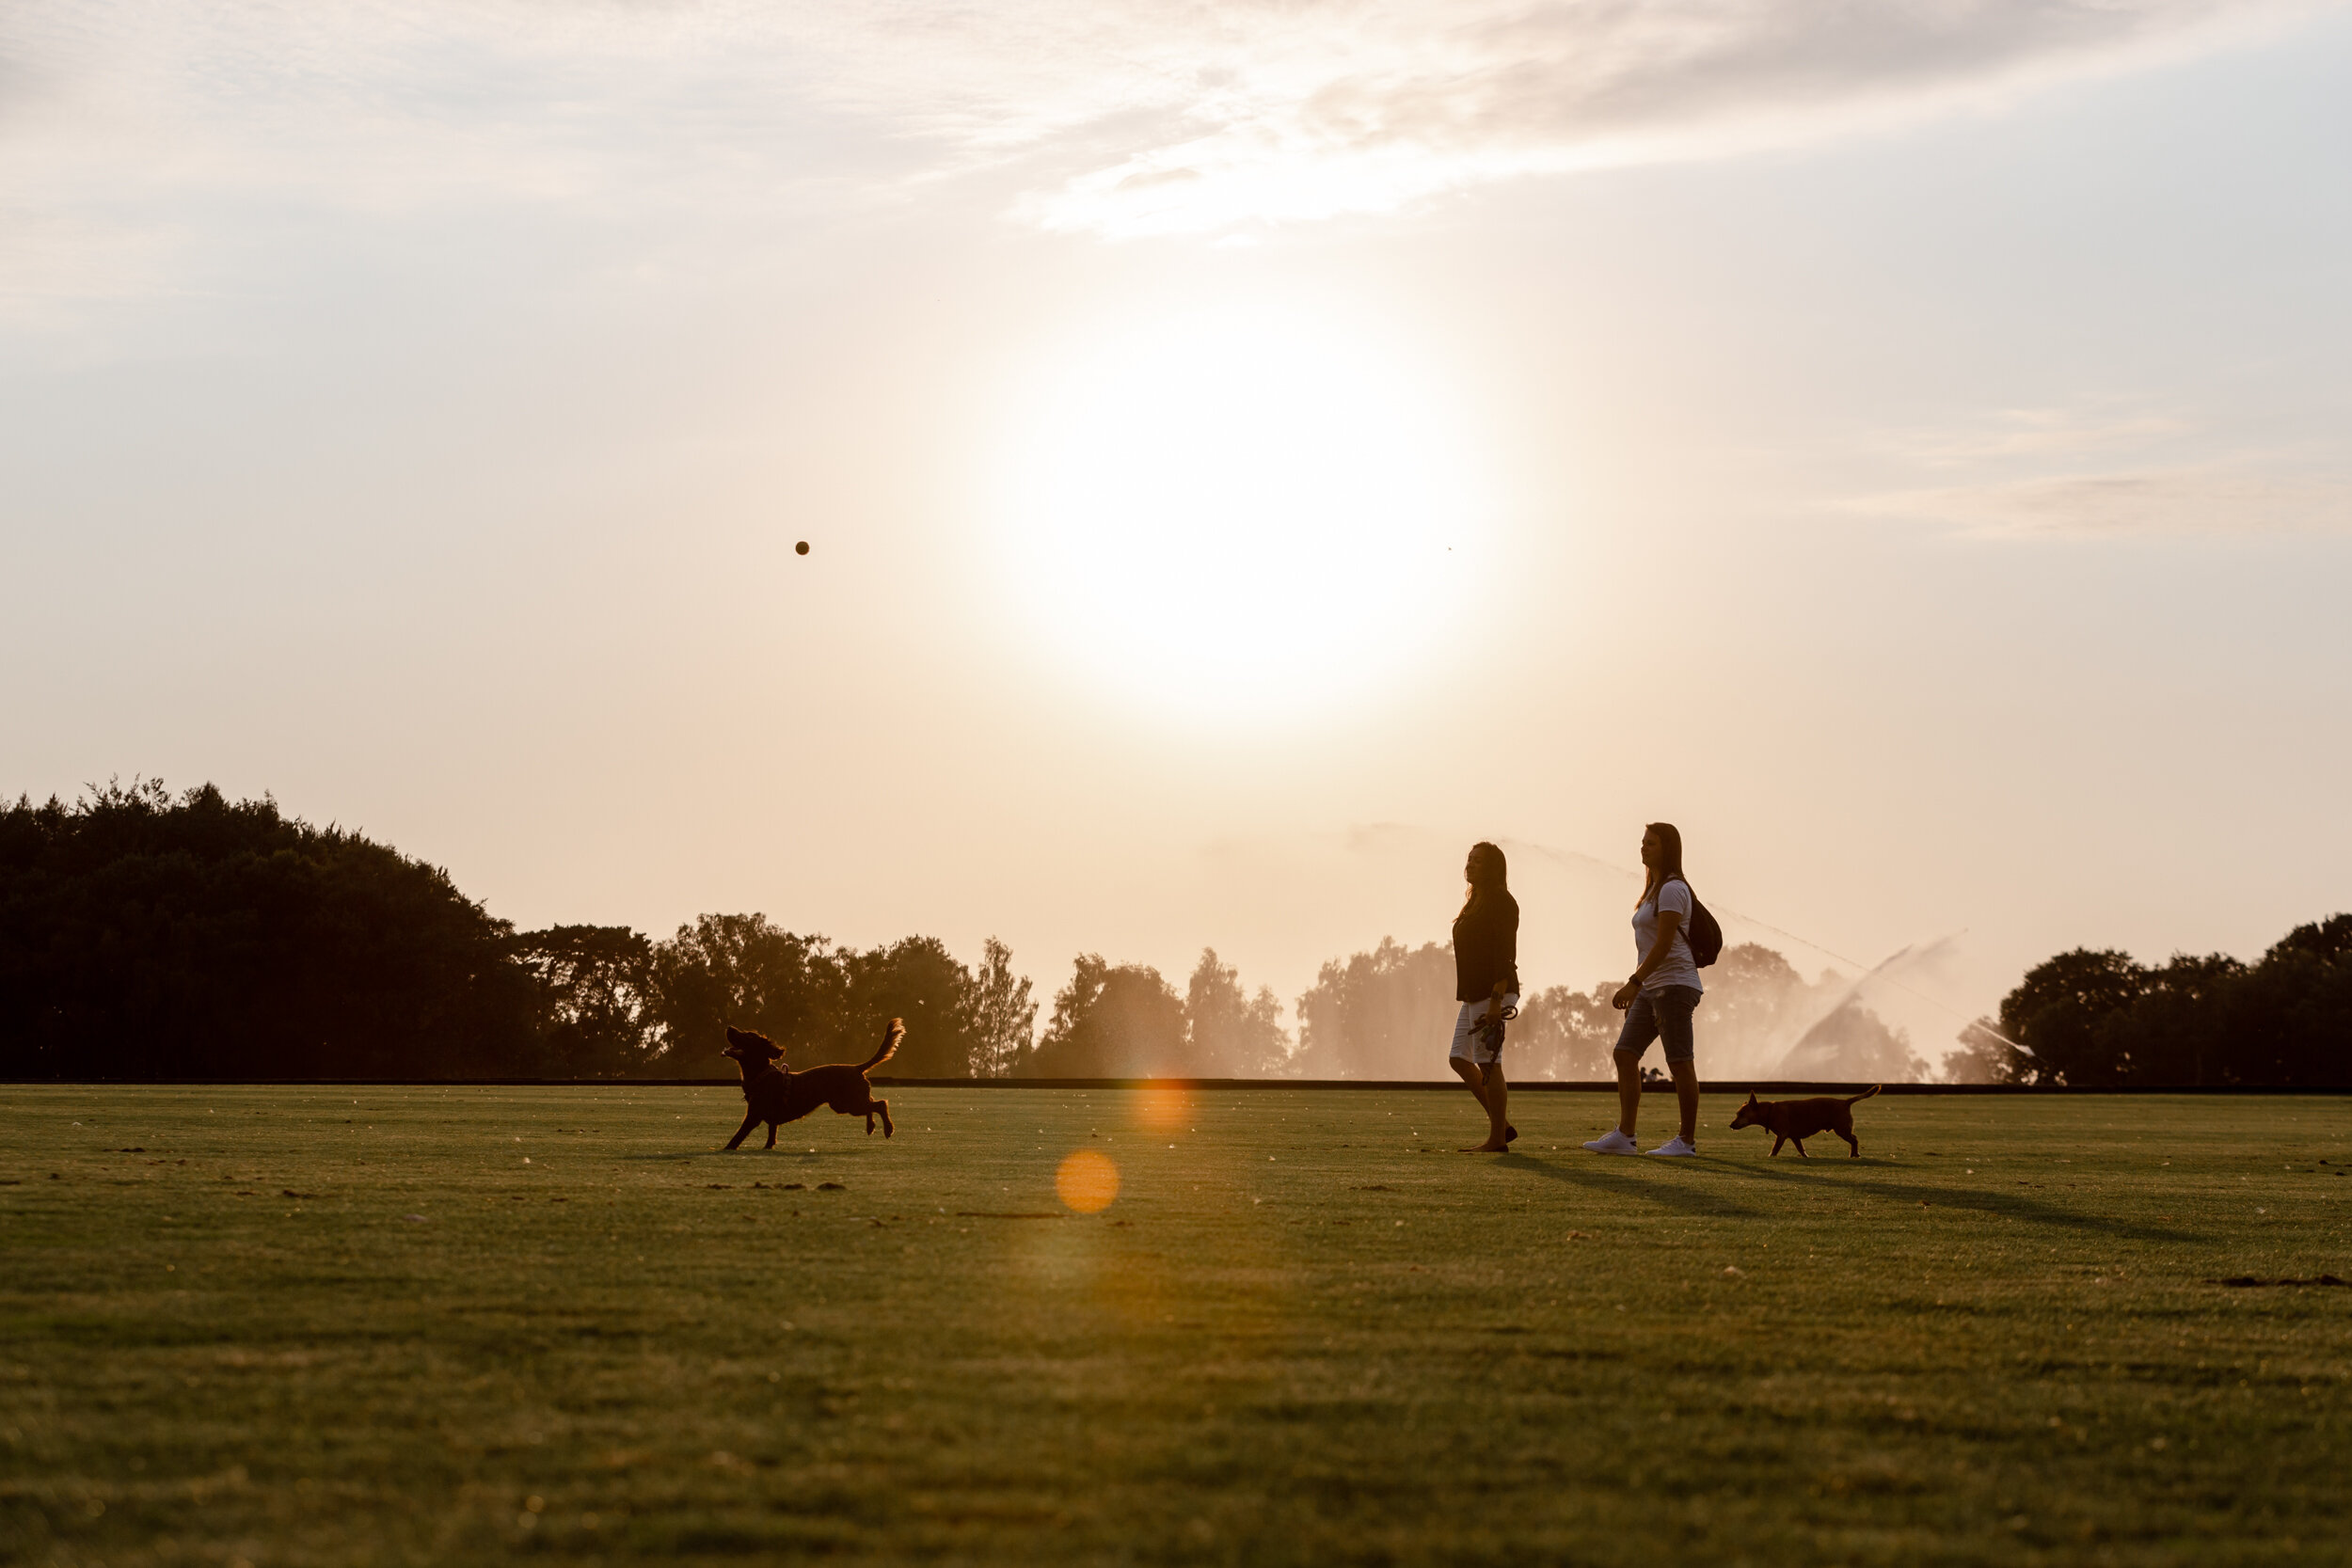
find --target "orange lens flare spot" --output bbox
[1134,1086,1191,1132]
[1056,1149,1120,1213]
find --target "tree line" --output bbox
[0,781,1915,1082]
[7,782,2337,1083]
[0,781,1295,1080]
[1949,918,2351,1086]
[0,783,1040,1080]
[1285,937,1923,1084]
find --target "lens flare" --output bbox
[1055,1149,1120,1213]
[1133,1086,1191,1132]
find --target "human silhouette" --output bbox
[1448,841,1520,1152]
[1585,822,1705,1157]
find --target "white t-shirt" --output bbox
[1633,879,1704,995]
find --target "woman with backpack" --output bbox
[1584,822,1710,1158]
[1449,841,1519,1152]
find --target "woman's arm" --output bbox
[1612,911,1683,1009]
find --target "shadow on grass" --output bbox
[615,1149,827,1164]
[1709,1159,2200,1243]
[1496,1155,1763,1218]
[1483,1151,2198,1242]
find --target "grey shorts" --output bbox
[1614,985,1702,1065]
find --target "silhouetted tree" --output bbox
[641,914,844,1075]
[1184,948,1291,1076]
[838,935,985,1076]
[516,925,656,1077]
[968,936,1037,1077]
[0,780,536,1078]
[1292,938,1455,1080]
[1987,919,2352,1085]
[1947,1017,2028,1084]
[2233,916,2352,1085]
[1507,985,1619,1081]
[1015,955,1189,1077]
[1996,948,2147,1085]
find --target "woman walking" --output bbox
[1584,822,1704,1157]
[1449,841,1519,1152]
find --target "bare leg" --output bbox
[1670,1059,1699,1146]
[1614,1051,1642,1139]
[1452,1058,1503,1149]
[1484,1062,1510,1151]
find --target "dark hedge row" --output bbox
[0,782,1034,1080]
[1952,916,2352,1086]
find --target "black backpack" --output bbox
[1668,877,1724,968]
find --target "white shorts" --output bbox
[1448,995,1519,1067]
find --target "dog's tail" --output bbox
[860,1018,906,1074]
[1846,1084,1883,1104]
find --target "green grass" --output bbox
[2,1085,2347,1567]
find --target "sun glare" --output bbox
[990,305,1489,719]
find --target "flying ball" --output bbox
[794,540,809,556]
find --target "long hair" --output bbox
[1642,821,1684,902]
[1462,841,1508,916]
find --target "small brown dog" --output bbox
[721,1019,904,1149]
[1729,1085,1881,1158]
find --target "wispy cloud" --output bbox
[1001,0,2338,234]
[1859,467,2352,538]
[0,0,2338,311]
[1849,403,2352,538]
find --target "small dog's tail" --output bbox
[860,1018,906,1074]
[1846,1084,1883,1104]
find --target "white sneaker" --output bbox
[1646,1137,1698,1157]
[1582,1130,1640,1155]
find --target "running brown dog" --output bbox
[721,1019,903,1148]
[1728,1085,1880,1158]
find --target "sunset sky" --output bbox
[5,1,2349,1068]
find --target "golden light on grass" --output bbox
[1055,1149,1120,1213]
[1134,1085,1191,1132]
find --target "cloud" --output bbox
[1007,0,2339,234]
[1848,404,2352,538]
[1892,405,2196,466]
[1857,467,2352,537]
[0,0,2338,308]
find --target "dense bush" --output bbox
[0,782,1038,1080]
[0,781,537,1079]
[1951,916,2352,1085]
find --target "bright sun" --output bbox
[991,304,1489,719]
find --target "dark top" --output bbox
[1452,890,1520,1003]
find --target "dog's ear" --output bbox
[1744,1092,1757,1103]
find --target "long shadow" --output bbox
[1708,1157,2200,1243]
[1493,1153,1764,1218]
[614,1150,826,1163]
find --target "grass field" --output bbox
[2,1085,2347,1567]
